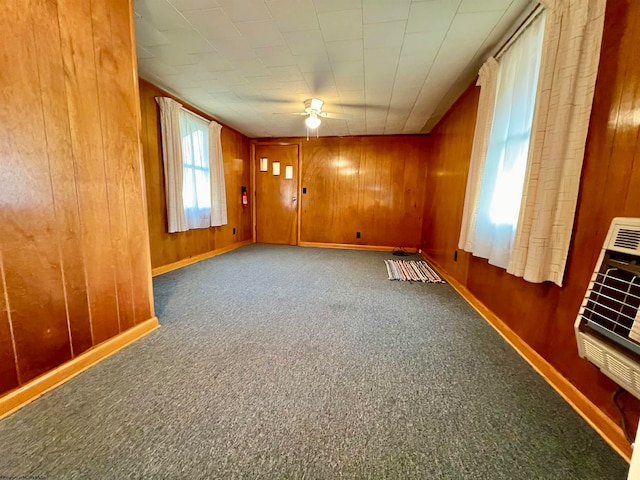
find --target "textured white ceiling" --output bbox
[134,0,535,138]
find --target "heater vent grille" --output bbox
[576,218,640,400]
[613,228,640,251]
[583,339,605,366]
[607,355,633,384]
[577,333,640,395]
[580,267,640,354]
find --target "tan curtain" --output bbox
[506,0,606,287]
[208,121,228,227]
[458,57,499,251]
[156,97,188,233]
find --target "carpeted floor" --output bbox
[0,244,630,479]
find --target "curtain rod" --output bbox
[495,3,545,60]
[181,106,213,124]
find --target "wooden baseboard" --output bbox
[299,242,419,253]
[152,240,253,276]
[0,317,159,420]
[422,253,632,462]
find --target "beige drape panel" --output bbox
[458,57,499,251]
[208,121,228,227]
[156,97,188,233]
[506,0,606,286]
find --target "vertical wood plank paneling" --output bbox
[90,0,133,333]
[358,138,376,244]
[31,0,92,355]
[221,128,251,246]
[139,79,252,270]
[362,139,391,244]
[421,85,478,284]
[110,0,154,324]
[402,141,426,244]
[240,135,252,241]
[0,0,153,398]
[141,84,167,266]
[113,1,155,323]
[58,0,120,345]
[336,138,361,243]
[297,136,428,248]
[91,0,138,332]
[421,0,640,422]
[0,2,72,384]
[300,138,341,243]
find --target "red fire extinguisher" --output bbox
[242,186,248,208]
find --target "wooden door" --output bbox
[255,144,299,245]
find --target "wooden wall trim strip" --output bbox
[0,317,159,420]
[299,242,418,253]
[422,253,632,462]
[152,240,253,277]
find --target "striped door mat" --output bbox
[384,260,445,283]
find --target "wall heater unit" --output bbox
[575,217,640,400]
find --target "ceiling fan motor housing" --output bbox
[304,98,324,115]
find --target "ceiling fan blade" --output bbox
[340,102,389,112]
[242,94,288,103]
[272,112,309,116]
[321,112,350,120]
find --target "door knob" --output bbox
[292,196,297,202]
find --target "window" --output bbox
[459,1,606,286]
[179,110,211,229]
[464,11,546,269]
[155,96,228,233]
[485,14,544,228]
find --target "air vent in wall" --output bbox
[583,339,605,366]
[613,228,640,251]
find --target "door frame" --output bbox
[250,139,303,245]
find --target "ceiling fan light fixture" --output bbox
[305,114,321,129]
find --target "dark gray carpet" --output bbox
[0,244,629,479]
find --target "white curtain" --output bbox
[179,110,211,229]
[507,0,607,286]
[208,121,228,227]
[459,57,499,252]
[156,97,188,233]
[461,13,546,269]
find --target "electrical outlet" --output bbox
[356,231,361,239]
[454,250,458,262]
[233,228,236,235]
[303,187,307,194]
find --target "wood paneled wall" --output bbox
[0,0,153,396]
[139,80,252,269]
[422,0,640,424]
[421,86,479,283]
[258,136,428,248]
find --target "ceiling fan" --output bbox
[274,98,348,138]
